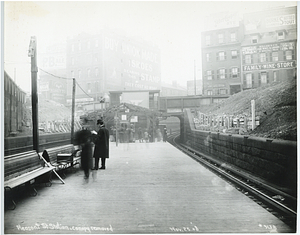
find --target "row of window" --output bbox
[244,71,278,88]
[205,32,238,46]
[243,50,294,63]
[206,50,294,63]
[206,89,228,96]
[71,40,99,52]
[205,68,240,80]
[205,31,287,46]
[206,50,239,62]
[71,68,101,79]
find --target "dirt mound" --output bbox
[200,78,297,141]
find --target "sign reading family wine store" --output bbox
[243,61,296,71]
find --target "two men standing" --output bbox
[92,119,109,170]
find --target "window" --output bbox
[71,57,74,65]
[230,33,237,42]
[87,69,91,77]
[207,90,213,95]
[251,36,258,44]
[87,41,91,49]
[246,73,252,88]
[220,89,227,95]
[206,53,211,62]
[231,50,238,59]
[272,52,279,62]
[219,69,226,79]
[87,83,91,93]
[260,72,267,84]
[260,53,267,62]
[245,54,252,64]
[71,44,74,52]
[78,43,81,51]
[273,71,278,82]
[95,67,99,77]
[277,31,285,40]
[217,51,226,61]
[71,70,74,78]
[207,70,213,80]
[205,35,211,46]
[95,40,99,47]
[218,33,224,43]
[231,67,238,78]
[285,50,293,60]
[78,70,81,79]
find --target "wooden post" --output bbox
[251,100,256,130]
[28,36,39,152]
[71,78,76,144]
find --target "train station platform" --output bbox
[4,141,294,234]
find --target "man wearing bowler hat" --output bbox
[92,119,109,170]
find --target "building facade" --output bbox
[201,6,297,96]
[66,30,161,104]
[241,6,297,89]
[4,71,27,136]
[201,23,244,97]
[38,43,68,104]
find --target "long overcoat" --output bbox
[93,126,109,158]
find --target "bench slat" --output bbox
[4,166,54,189]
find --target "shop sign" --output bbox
[266,14,296,28]
[242,46,257,55]
[280,42,295,51]
[257,44,280,53]
[243,42,295,55]
[243,61,296,71]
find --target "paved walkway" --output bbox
[4,142,293,233]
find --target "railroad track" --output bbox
[167,132,297,231]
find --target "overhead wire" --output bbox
[38,67,94,99]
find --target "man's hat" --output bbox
[97,119,104,125]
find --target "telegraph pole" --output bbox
[28,36,39,152]
[194,60,197,96]
[71,78,76,144]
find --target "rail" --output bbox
[167,132,296,231]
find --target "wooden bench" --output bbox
[4,150,55,210]
[39,144,81,177]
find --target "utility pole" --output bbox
[194,60,197,96]
[28,36,39,152]
[71,78,76,144]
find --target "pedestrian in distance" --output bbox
[92,119,109,170]
[163,127,168,142]
[137,127,143,143]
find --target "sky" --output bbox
[2,1,297,93]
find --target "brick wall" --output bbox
[183,109,297,196]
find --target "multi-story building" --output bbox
[4,71,27,136]
[38,43,68,104]
[241,6,297,89]
[201,6,297,97]
[66,30,161,105]
[161,81,187,97]
[201,18,244,97]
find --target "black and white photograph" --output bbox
[2,1,297,234]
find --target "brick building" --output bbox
[201,12,243,98]
[66,30,161,105]
[201,6,297,96]
[241,6,297,89]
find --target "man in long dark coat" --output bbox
[92,119,109,170]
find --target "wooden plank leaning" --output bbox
[39,153,65,184]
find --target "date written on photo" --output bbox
[169,225,199,232]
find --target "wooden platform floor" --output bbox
[4,142,294,233]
